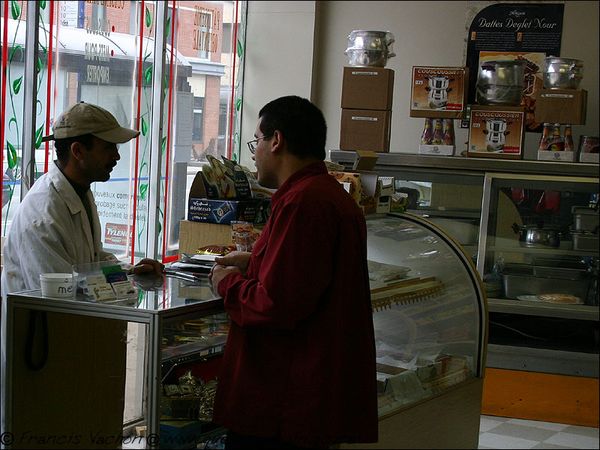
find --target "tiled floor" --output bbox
[479,415,599,449]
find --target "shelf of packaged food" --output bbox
[487,297,599,321]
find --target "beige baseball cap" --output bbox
[42,102,140,144]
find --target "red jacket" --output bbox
[213,162,378,447]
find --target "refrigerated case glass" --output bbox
[477,173,599,375]
[366,213,486,416]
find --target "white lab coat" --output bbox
[1,162,116,296]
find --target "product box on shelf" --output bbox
[419,144,455,156]
[328,150,381,215]
[537,150,576,162]
[534,89,587,125]
[410,66,468,118]
[341,67,395,110]
[187,171,270,225]
[340,109,392,153]
[467,105,525,159]
[578,136,599,163]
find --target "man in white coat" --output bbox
[1,102,163,296]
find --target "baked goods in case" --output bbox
[537,293,583,304]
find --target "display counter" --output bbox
[3,213,488,448]
[331,150,599,427]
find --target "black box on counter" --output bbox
[534,89,587,125]
[341,67,395,110]
[188,198,269,225]
[340,109,392,153]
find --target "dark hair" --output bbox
[53,134,95,163]
[258,96,327,160]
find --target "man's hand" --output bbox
[209,264,242,293]
[214,251,252,274]
[132,258,164,276]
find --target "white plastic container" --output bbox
[39,273,75,298]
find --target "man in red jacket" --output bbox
[210,95,378,449]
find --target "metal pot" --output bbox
[512,223,560,248]
[543,57,583,89]
[476,60,526,105]
[345,49,391,67]
[345,30,395,67]
[346,30,395,52]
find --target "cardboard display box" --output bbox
[537,150,576,162]
[328,150,381,215]
[187,169,270,225]
[340,109,392,153]
[419,144,455,156]
[467,105,524,159]
[410,66,468,118]
[179,220,233,255]
[341,67,395,110]
[535,89,587,125]
[188,197,269,225]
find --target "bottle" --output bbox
[548,123,564,151]
[564,124,574,152]
[538,123,552,151]
[442,119,455,145]
[421,118,434,145]
[432,118,444,144]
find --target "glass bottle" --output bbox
[548,123,564,151]
[538,123,552,151]
[564,124,574,152]
[442,119,455,145]
[421,118,434,145]
[432,118,444,145]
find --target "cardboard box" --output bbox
[340,109,392,153]
[535,89,587,125]
[179,220,234,255]
[410,66,468,118]
[580,153,599,163]
[418,144,455,156]
[188,197,269,225]
[537,150,576,162]
[328,150,381,215]
[341,67,394,110]
[467,106,524,159]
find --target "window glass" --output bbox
[1,1,247,267]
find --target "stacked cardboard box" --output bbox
[339,67,394,153]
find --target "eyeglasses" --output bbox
[247,135,272,154]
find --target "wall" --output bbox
[239,1,317,166]
[242,1,599,166]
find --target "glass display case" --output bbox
[357,213,487,449]
[2,276,225,449]
[477,172,599,377]
[3,211,488,449]
[330,150,599,377]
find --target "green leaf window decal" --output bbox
[39,0,46,9]
[11,0,21,20]
[12,77,23,95]
[141,117,148,136]
[34,125,45,149]
[9,44,23,62]
[139,183,148,200]
[144,66,153,85]
[145,6,152,28]
[7,142,18,169]
[166,16,171,38]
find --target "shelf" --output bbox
[487,245,599,257]
[329,150,600,178]
[407,208,482,219]
[487,298,599,321]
